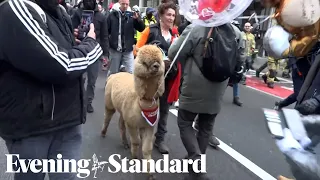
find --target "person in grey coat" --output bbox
[191,23,246,149]
[168,23,245,180]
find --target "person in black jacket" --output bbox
[72,0,109,113]
[135,2,179,155]
[107,0,144,75]
[59,0,73,15]
[0,0,102,179]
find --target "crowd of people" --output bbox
[0,0,319,180]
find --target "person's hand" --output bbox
[87,23,96,40]
[275,128,303,153]
[74,28,81,44]
[164,60,171,70]
[101,56,109,71]
[296,98,320,115]
[132,12,139,19]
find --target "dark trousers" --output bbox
[85,60,100,105]
[155,94,170,142]
[281,68,305,107]
[244,56,253,72]
[5,125,82,180]
[177,108,217,160]
[256,61,268,73]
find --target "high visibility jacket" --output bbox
[243,32,256,56]
[135,16,157,42]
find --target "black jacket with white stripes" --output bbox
[0,0,103,140]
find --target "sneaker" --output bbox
[119,65,126,72]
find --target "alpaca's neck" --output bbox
[134,76,161,100]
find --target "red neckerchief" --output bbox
[139,100,159,126]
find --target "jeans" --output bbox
[108,48,134,75]
[5,125,82,180]
[233,83,239,97]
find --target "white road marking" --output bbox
[170,70,291,179]
[169,109,277,180]
[281,86,294,91]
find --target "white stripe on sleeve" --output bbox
[8,0,102,71]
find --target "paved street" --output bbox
[0,70,298,180]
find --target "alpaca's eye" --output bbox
[143,62,148,66]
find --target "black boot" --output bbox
[233,97,243,106]
[267,82,274,88]
[193,117,219,148]
[154,140,169,154]
[184,160,211,180]
[208,135,220,148]
[256,71,260,78]
[262,74,267,84]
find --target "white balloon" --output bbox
[281,0,320,27]
[263,25,291,58]
[178,0,253,27]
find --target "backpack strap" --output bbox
[192,27,214,72]
[203,27,214,57]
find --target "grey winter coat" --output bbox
[168,24,245,114]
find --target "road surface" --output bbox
[0,70,298,180]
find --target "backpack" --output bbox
[194,24,239,82]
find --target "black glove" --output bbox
[296,97,320,115]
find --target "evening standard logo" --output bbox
[5,153,206,178]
